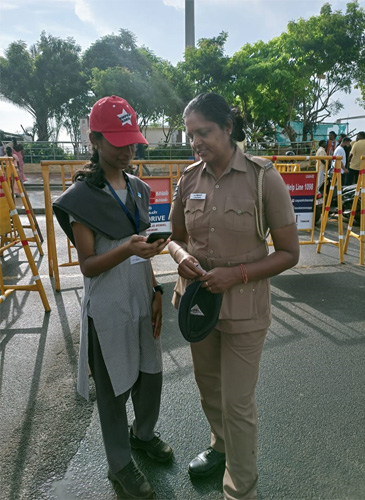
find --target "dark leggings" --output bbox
[88,317,162,473]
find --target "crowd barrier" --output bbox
[0,157,50,311]
[40,155,364,290]
[343,156,365,265]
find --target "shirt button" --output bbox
[212,206,217,211]
[215,184,219,189]
[239,288,244,294]
[209,250,214,255]
[237,209,242,214]
[210,227,215,232]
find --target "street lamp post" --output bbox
[185,0,195,48]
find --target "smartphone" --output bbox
[146,232,171,244]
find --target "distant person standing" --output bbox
[326,130,337,156]
[6,145,20,167]
[5,146,20,196]
[348,131,365,185]
[0,141,5,156]
[337,133,351,184]
[333,136,351,185]
[12,137,27,183]
[337,133,351,167]
[316,139,327,188]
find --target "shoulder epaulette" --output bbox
[183,159,203,174]
[245,153,273,170]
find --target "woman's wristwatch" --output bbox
[153,284,164,295]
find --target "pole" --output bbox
[185,0,195,48]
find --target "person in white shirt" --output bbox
[333,136,351,184]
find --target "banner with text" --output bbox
[281,172,317,229]
[143,177,171,234]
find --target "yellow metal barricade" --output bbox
[316,157,345,262]
[44,154,359,290]
[274,163,301,173]
[264,155,319,246]
[344,156,365,265]
[266,155,350,264]
[0,165,50,311]
[0,156,43,255]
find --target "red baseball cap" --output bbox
[89,95,148,147]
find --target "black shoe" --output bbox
[188,447,226,478]
[130,428,173,462]
[108,459,155,499]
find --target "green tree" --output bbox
[230,38,296,143]
[82,29,143,76]
[231,1,365,144]
[0,32,85,141]
[281,1,365,141]
[56,93,93,150]
[85,30,183,144]
[175,32,230,100]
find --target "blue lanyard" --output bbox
[105,179,140,234]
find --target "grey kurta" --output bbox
[73,187,162,400]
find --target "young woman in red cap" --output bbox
[54,95,172,499]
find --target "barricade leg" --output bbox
[316,158,345,263]
[42,165,61,290]
[344,169,365,265]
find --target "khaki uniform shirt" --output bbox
[316,146,327,172]
[170,148,295,334]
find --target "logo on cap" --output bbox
[117,109,132,126]
[190,304,204,316]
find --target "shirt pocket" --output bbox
[224,198,256,232]
[184,198,206,231]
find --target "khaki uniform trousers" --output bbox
[190,327,267,500]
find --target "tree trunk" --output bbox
[36,112,49,141]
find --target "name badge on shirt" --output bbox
[130,255,147,265]
[190,193,206,200]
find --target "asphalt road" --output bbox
[1,215,364,500]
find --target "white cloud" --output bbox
[73,0,111,36]
[74,0,94,23]
[0,2,18,11]
[163,0,184,9]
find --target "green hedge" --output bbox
[144,144,194,160]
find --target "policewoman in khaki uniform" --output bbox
[169,93,299,500]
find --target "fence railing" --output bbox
[17,141,320,164]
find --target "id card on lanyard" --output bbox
[105,179,140,234]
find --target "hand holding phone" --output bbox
[146,232,172,244]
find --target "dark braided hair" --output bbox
[73,132,107,187]
[230,107,246,142]
[183,93,246,145]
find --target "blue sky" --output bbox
[0,0,364,138]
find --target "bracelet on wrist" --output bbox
[240,264,248,284]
